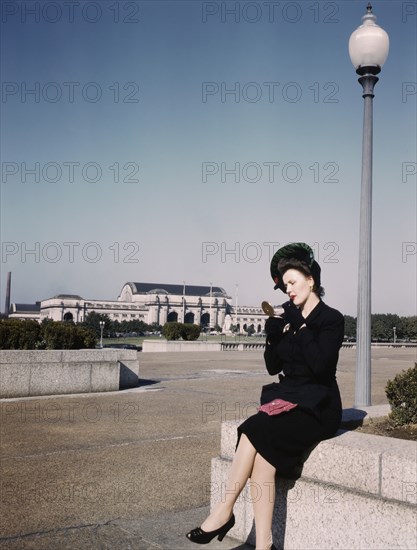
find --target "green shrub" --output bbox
[385,363,417,426]
[181,324,201,341]
[0,319,96,350]
[0,319,41,349]
[162,322,201,341]
[162,322,183,341]
[41,322,96,349]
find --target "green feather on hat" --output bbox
[270,242,321,293]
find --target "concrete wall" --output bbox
[212,419,417,549]
[0,349,139,398]
[142,340,222,352]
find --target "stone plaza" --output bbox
[0,347,416,549]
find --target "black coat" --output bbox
[237,299,344,476]
[262,299,344,416]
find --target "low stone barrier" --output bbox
[211,416,417,549]
[143,341,417,353]
[222,342,266,351]
[141,340,222,352]
[0,349,140,398]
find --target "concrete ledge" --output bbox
[142,340,222,352]
[0,350,139,398]
[211,417,417,549]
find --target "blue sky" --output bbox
[1,0,416,316]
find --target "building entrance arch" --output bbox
[184,312,195,324]
[200,312,210,327]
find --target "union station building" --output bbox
[9,282,268,334]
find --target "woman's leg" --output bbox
[200,433,257,532]
[250,452,276,550]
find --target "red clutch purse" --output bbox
[258,399,298,416]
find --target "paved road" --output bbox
[0,348,415,549]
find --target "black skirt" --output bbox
[237,385,342,479]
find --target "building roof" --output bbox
[51,294,84,300]
[10,303,41,313]
[128,282,230,298]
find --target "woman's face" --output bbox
[282,269,314,308]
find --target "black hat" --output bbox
[270,242,321,293]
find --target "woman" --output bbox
[186,243,344,550]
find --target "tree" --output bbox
[82,312,111,338]
[42,321,96,349]
[397,316,417,341]
[386,363,417,426]
[0,319,41,349]
[246,324,255,336]
[181,324,201,341]
[343,315,356,339]
[162,322,183,341]
[371,314,400,341]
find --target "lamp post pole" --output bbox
[209,282,213,330]
[355,65,378,407]
[182,280,185,323]
[349,3,389,407]
[235,283,238,334]
[99,320,105,349]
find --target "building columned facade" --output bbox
[9,282,269,333]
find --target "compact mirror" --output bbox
[261,301,275,317]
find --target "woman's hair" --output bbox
[277,258,325,298]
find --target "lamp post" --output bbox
[209,282,213,330]
[99,320,105,349]
[182,280,186,323]
[349,3,389,407]
[235,283,238,335]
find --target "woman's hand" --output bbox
[282,301,305,331]
[264,316,287,338]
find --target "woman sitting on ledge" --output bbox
[186,242,344,550]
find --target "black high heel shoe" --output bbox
[186,514,235,544]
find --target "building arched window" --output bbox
[184,312,195,324]
[167,311,178,322]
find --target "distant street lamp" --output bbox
[209,282,213,329]
[182,281,186,323]
[349,3,389,407]
[99,320,105,348]
[393,326,397,344]
[235,283,238,334]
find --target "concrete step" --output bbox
[211,417,417,549]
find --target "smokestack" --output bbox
[4,272,11,317]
